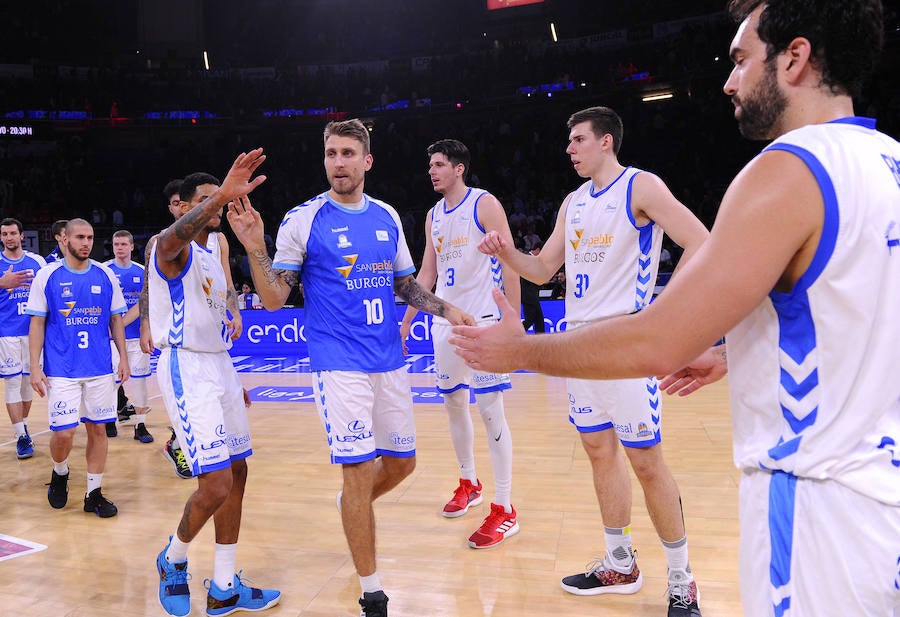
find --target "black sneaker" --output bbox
[105,421,118,438]
[84,487,118,518]
[164,429,192,479]
[134,423,154,443]
[359,590,388,617]
[47,470,69,509]
[118,403,136,423]
[667,577,701,617]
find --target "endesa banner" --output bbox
[231,301,566,357]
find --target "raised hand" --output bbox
[227,195,266,248]
[219,148,267,203]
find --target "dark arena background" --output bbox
[1,2,898,617]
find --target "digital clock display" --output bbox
[0,125,34,136]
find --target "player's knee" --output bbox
[5,375,23,404]
[197,469,234,504]
[475,391,502,417]
[579,429,619,462]
[624,445,668,482]
[388,455,416,480]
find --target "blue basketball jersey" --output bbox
[273,193,415,372]
[0,251,46,336]
[25,261,126,377]
[104,260,144,339]
[44,247,63,264]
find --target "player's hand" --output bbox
[444,306,476,327]
[478,231,507,257]
[139,322,155,355]
[242,387,251,408]
[117,360,130,386]
[30,368,49,398]
[399,321,412,355]
[0,265,33,289]
[227,311,243,340]
[226,195,266,249]
[220,149,267,203]
[450,288,526,373]
[658,345,728,396]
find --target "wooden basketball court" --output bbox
[0,369,743,616]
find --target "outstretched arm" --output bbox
[451,150,823,379]
[395,274,474,326]
[400,209,438,351]
[478,195,569,284]
[155,149,267,277]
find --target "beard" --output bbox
[66,241,90,262]
[329,174,363,196]
[734,60,787,140]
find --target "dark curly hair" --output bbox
[728,0,883,97]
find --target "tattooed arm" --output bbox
[156,149,267,278]
[395,274,475,326]
[243,246,295,311]
[139,235,157,354]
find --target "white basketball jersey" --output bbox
[149,240,231,353]
[206,232,221,261]
[564,167,663,325]
[727,117,900,505]
[431,188,505,325]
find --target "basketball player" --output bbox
[226,119,474,617]
[399,138,521,548]
[0,218,45,458]
[462,105,710,616]
[452,1,899,615]
[26,218,128,518]
[151,161,280,617]
[104,230,153,444]
[141,178,244,479]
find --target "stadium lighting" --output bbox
[203,51,210,71]
[550,22,558,43]
[642,91,674,102]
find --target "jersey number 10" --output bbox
[363,298,384,325]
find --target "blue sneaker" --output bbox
[157,541,191,616]
[16,434,34,459]
[205,572,281,616]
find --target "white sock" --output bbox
[213,543,238,590]
[166,534,190,564]
[359,572,382,594]
[86,473,102,494]
[605,525,634,572]
[662,536,693,580]
[12,421,26,437]
[444,390,477,483]
[476,391,513,511]
[53,459,69,476]
[134,414,147,425]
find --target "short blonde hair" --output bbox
[323,119,370,155]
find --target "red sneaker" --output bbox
[467,503,519,549]
[442,478,483,518]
